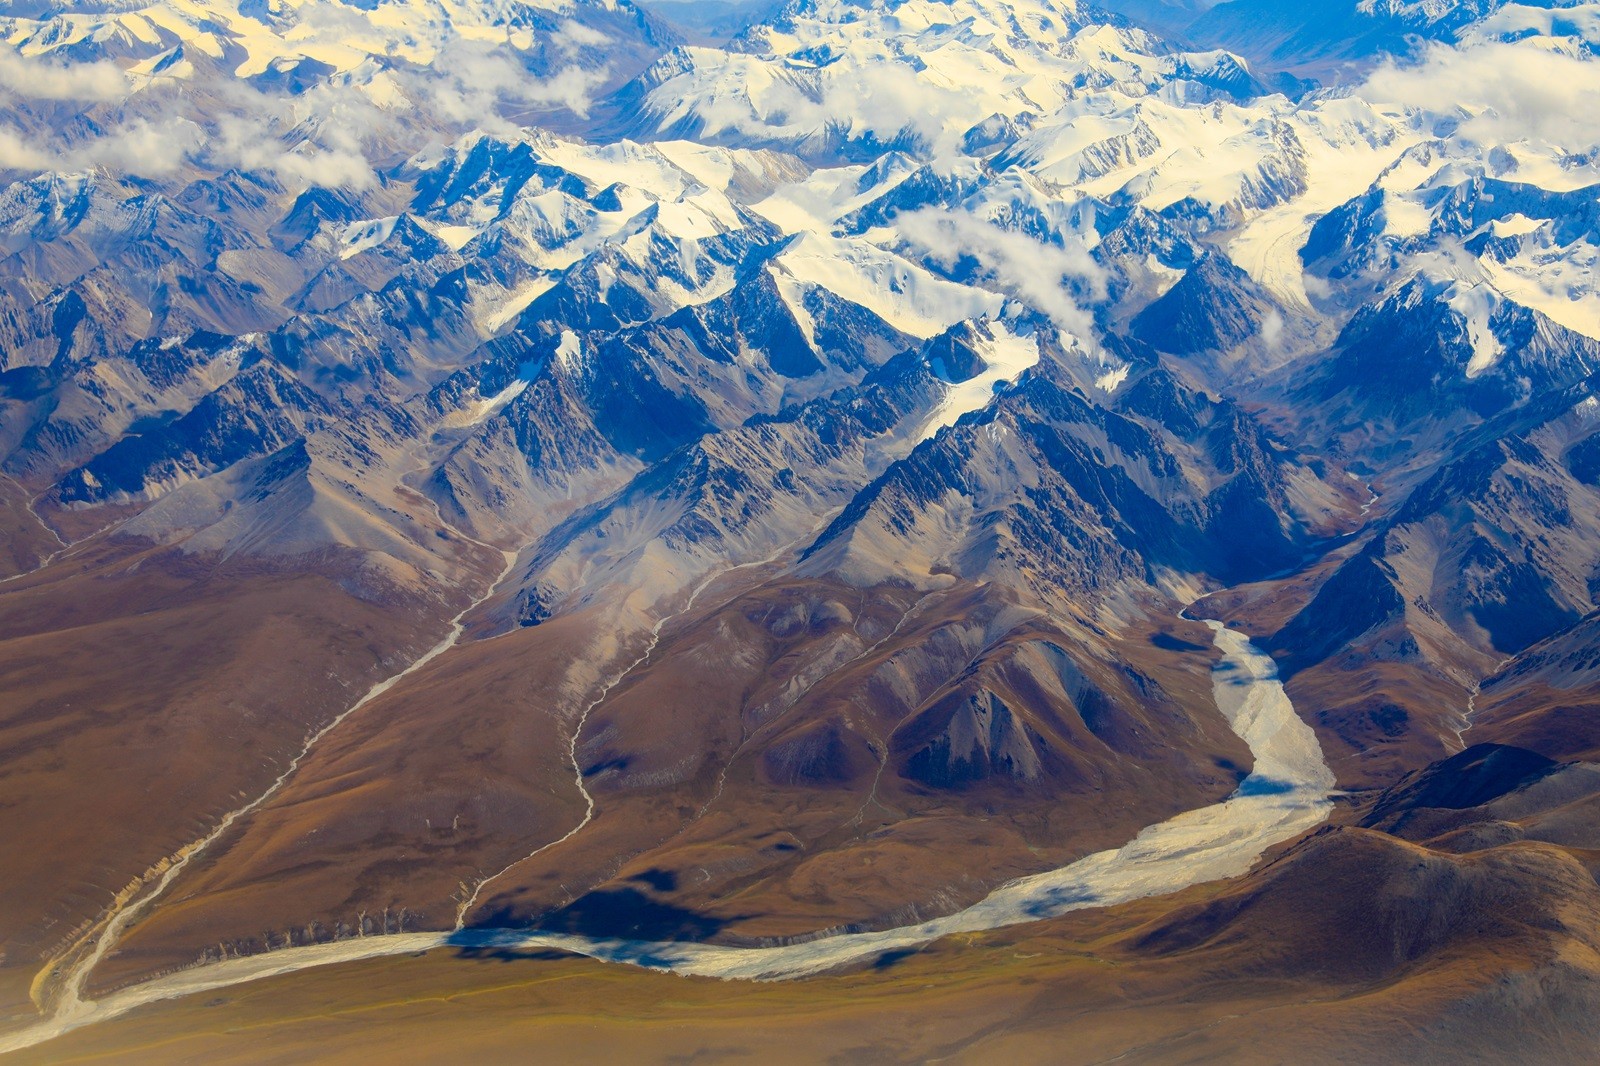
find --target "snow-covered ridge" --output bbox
[4,0,613,73]
[631,0,1260,157]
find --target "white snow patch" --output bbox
[773,232,1002,339]
[1095,363,1131,393]
[1480,242,1600,341]
[770,271,819,349]
[1382,194,1433,238]
[1448,281,1504,377]
[431,223,480,250]
[441,360,541,429]
[754,157,918,232]
[338,216,398,260]
[917,325,1040,442]
[1144,254,1185,298]
[554,329,583,369]
[482,277,555,334]
[1490,213,1544,238]
[1228,103,1422,311]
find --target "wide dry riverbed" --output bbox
[1,619,1335,1053]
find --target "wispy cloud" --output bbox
[1364,34,1600,151]
[416,39,610,125]
[0,114,201,176]
[553,20,612,56]
[0,39,609,188]
[660,53,980,159]
[0,52,127,102]
[895,209,1104,345]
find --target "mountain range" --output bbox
[3,1,1600,1061]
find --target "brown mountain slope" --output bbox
[0,531,501,1024]
[12,823,1600,1065]
[91,572,1252,987]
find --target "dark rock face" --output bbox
[1365,743,1560,824]
[902,690,1043,787]
[1272,545,1405,672]
[1130,251,1277,356]
[762,718,866,786]
[1274,363,1600,674]
[807,349,1318,607]
[1293,277,1597,445]
[55,362,323,504]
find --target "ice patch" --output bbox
[441,361,541,428]
[481,277,555,334]
[1382,194,1432,238]
[773,232,1002,339]
[431,223,480,250]
[554,329,583,369]
[1095,363,1130,393]
[1490,213,1544,238]
[1479,242,1600,341]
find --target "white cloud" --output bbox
[895,209,1104,345]
[553,20,611,56]
[1364,36,1600,151]
[652,51,982,158]
[823,62,976,159]
[415,41,610,125]
[0,127,53,172]
[0,52,127,102]
[0,38,609,188]
[0,115,200,177]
